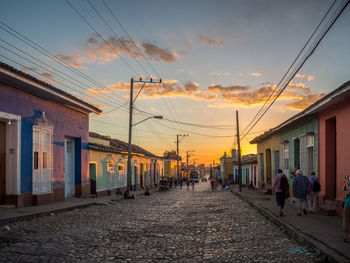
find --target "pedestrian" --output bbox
[211,178,215,191]
[273,169,289,217]
[186,179,190,190]
[342,180,350,242]
[191,180,195,190]
[307,171,321,213]
[180,178,183,189]
[292,169,309,216]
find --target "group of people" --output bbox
[273,168,350,243]
[273,169,321,217]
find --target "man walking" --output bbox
[273,169,289,217]
[308,171,320,213]
[293,170,310,216]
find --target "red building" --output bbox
[318,81,350,215]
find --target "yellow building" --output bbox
[163,159,177,179]
[250,132,281,191]
[89,133,163,196]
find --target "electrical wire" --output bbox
[241,0,349,141]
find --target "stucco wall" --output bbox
[256,133,281,188]
[281,115,318,178]
[0,82,89,193]
[319,99,350,202]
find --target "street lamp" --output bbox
[127,113,163,191]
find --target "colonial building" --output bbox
[89,132,163,196]
[250,80,350,215]
[0,62,101,207]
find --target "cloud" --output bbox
[209,72,230,76]
[103,79,324,111]
[54,35,182,69]
[185,40,193,45]
[284,93,325,110]
[198,34,224,46]
[295,73,315,81]
[251,72,262,77]
[54,54,90,69]
[141,42,177,63]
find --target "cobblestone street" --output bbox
[0,183,323,262]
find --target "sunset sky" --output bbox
[1,0,349,165]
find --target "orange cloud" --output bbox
[54,54,90,69]
[251,72,262,77]
[284,93,325,110]
[295,73,315,81]
[198,34,224,46]
[104,80,324,111]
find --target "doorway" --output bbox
[65,138,75,197]
[325,118,336,200]
[139,164,144,188]
[266,149,272,184]
[89,163,97,195]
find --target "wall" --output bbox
[0,82,89,203]
[319,99,350,204]
[281,115,318,178]
[256,133,281,189]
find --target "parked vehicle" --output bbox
[190,170,199,182]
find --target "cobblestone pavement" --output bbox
[0,183,324,262]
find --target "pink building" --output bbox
[318,81,350,215]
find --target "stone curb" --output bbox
[0,188,165,226]
[232,191,350,263]
[0,202,98,226]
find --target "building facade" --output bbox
[0,62,101,207]
[89,133,162,196]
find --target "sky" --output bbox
[1,0,349,165]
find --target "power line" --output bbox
[86,0,151,76]
[241,0,349,141]
[101,0,185,133]
[0,39,128,110]
[65,0,139,76]
[240,0,338,138]
[0,21,129,104]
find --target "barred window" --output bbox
[32,114,53,194]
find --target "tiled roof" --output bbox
[0,61,102,113]
[89,132,160,158]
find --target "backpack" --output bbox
[279,175,289,192]
[312,180,321,192]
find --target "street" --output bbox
[0,183,322,262]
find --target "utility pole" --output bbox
[186,150,195,180]
[224,152,227,182]
[176,134,188,180]
[127,77,162,191]
[236,110,242,192]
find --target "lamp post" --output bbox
[127,115,163,191]
[127,77,162,191]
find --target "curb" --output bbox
[232,191,350,263]
[0,202,98,226]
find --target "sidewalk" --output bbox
[230,185,350,263]
[0,188,148,225]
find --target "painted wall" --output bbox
[319,99,350,202]
[256,133,281,189]
[0,82,89,194]
[281,115,318,178]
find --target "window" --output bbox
[32,121,53,194]
[34,151,39,170]
[283,142,289,176]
